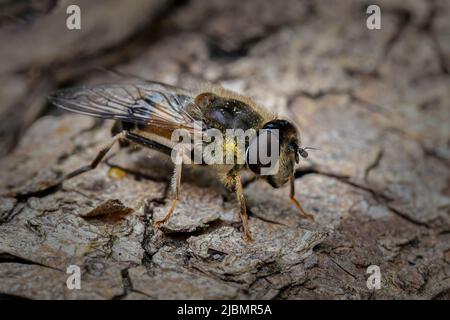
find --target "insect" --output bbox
[49,81,314,242]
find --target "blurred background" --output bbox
[1,0,448,158]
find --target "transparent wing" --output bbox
[49,82,203,131]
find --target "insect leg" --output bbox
[235,173,254,242]
[123,132,181,227]
[62,131,126,182]
[124,131,172,156]
[61,131,172,185]
[154,158,182,228]
[111,121,131,148]
[289,175,315,221]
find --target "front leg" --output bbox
[234,173,254,242]
[290,175,315,221]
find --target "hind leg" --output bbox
[62,132,126,182]
[62,130,172,183]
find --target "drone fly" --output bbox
[49,81,314,242]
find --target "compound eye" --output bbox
[245,130,279,175]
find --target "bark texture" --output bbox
[0,0,449,299]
